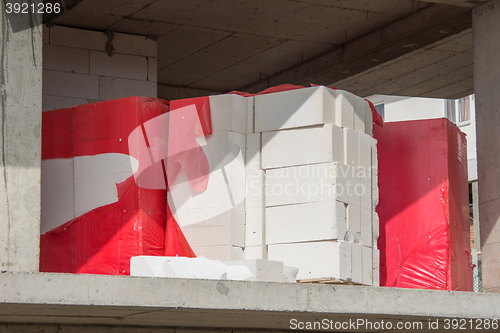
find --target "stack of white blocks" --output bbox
[42,25,157,111]
[169,86,380,286]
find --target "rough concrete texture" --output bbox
[474,0,500,293]
[0,5,42,272]
[0,272,500,330]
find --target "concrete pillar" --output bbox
[0,3,42,271]
[473,0,500,293]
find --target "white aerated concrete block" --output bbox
[113,33,157,57]
[245,170,265,247]
[50,25,107,51]
[360,176,372,209]
[99,77,157,100]
[360,207,372,247]
[130,256,176,278]
[192,245,244,262]
[372,211,380,248]
[244,245,267,260]
[90,51,148,81]
[261,124,343,169]
[351,243,363,284]
[265,162,348,206]
[247,97,254,133]
[353,95,367,133]
[358,132,372,168]
[209,94,248,134]
[364,100,373,136]
[266,200,346,245]
[245,133,261,171]
[371,140,379,209]
[225,259,285,282]
[344,128,359,166]
[334,90,354,130]
[255,86,334,132]
[362,246,373,286]
[346,203,361,243]
[43,45,90,74]
[42,95,89,112]
[43,70,99,100]
[268,241,351,281]
[179,208,245,247]
[373,249,380,287]
[148,57,157,82]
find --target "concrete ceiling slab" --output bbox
[131,0,412,43]
[50,10,122,30]
[107,18,179,37]
[157,26,233,70]
[190,40,333,91]
[69,0,157,17]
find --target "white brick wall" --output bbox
[42,25,157,112]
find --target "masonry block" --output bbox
[90,51,148,80]
[262,124,343,169]
[245,170,265,247]
[180,208,245,247]
[191,245,244,262]
[373,248,380,287]
[351,243,363,284]
[43,70,99,100]
[346,203,361,243]
[209,94,248,134]
[266,200,346,245]
[333,90,354,130]
[365,100,373,136]
[360,207,372,247]
[244,245,267,260]
[50,25,107,51]
[362,245,373,286]
[255,86,335,132]
[43,45,90,74]
[42,95,89,112]
[225,259,285,282]
[265,162,348,207]
[247,97,254,133]
[148,57,157,82]
[268,240,351,281]
[99,77,156,100]
[113,33,157,57]
[353,95,367,133]
[344,128,359,166]
[245,133,261,171]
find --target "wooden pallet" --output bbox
[297,277,361,285]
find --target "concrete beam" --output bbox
[474,0,500,293]
[0,2,42,272]
[240,4,472,93]
[0,272,499,329]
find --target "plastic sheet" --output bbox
[40,96,210,274]
[374,118,472,291]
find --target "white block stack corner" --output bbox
[168,86,380,286]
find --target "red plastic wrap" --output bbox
[374,118,472,291]
[40,96,210,275]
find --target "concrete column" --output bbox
[473,0,500,293]
[0,3,42,271]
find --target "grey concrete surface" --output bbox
[0,272,499,331]
[474,0,500,293]
[0,2,42,272]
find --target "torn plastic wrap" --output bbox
[374,118,472,291]
[40,96,212,275]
